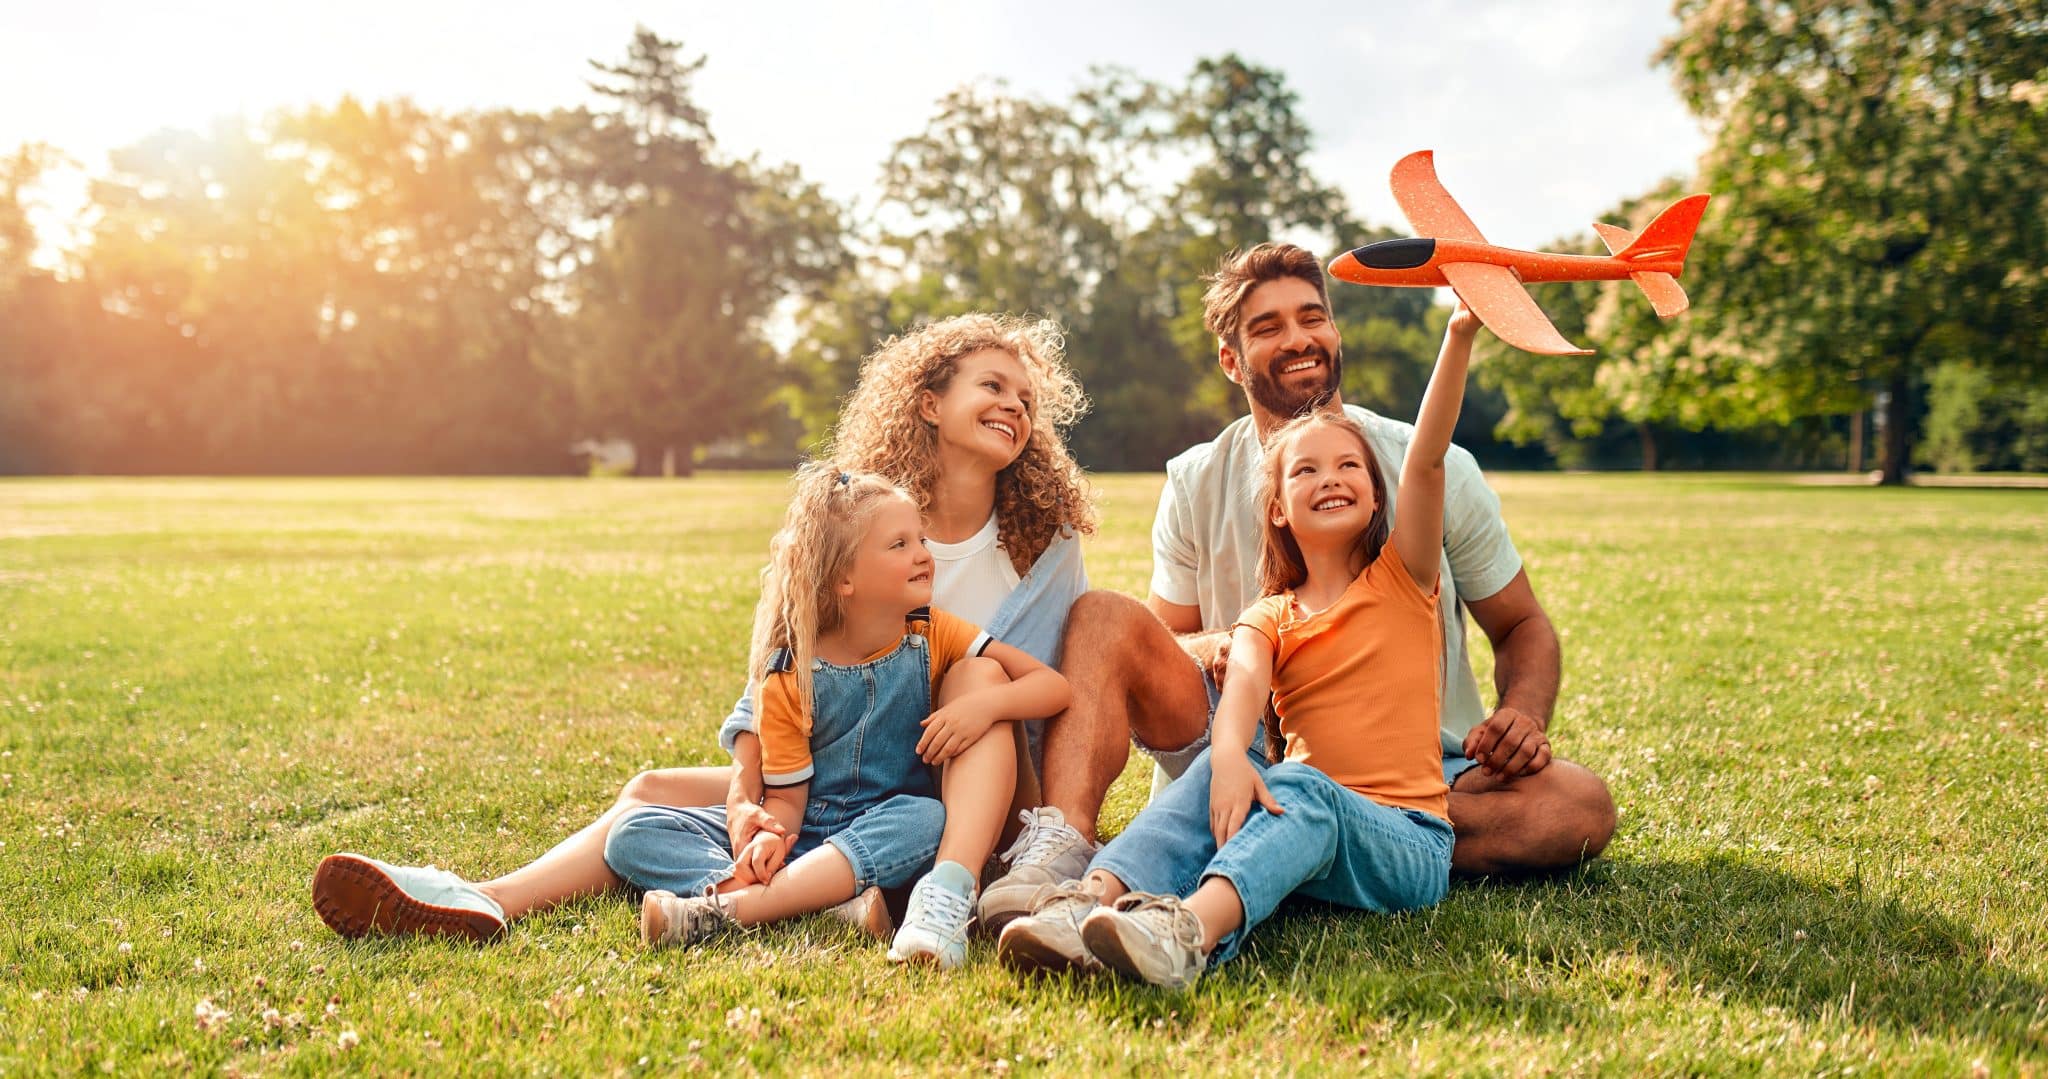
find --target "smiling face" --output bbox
[836,496,933,615]
[1221,277,1345,420]
[918,348,1035,472]
[1271,421,1378,544]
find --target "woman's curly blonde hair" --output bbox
[826,313,1096,575]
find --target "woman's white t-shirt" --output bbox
[927,513,1021,628]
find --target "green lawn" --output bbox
[3,474,2045,1075]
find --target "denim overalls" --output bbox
[605,618,947,895]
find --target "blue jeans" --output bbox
[1092,747,1454,963]
[604,631,947,895]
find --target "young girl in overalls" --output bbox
[999,303,1484,988]
[604,464,1069,959]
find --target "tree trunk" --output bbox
[1848,407,1864,472]
[1636,422,1660,472]
[1878,371,1911,486]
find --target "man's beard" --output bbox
[1242,343,1343,418]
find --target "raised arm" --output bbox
[1392,302,1481,590]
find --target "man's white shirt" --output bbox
[1149,403,1524,752]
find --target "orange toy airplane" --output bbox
[1328,150,1711,355]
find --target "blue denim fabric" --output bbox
[607,633,946,894]
[720,530,1088,758]
[1092,747,1453,963]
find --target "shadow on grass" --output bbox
[1234,854,2045,1054]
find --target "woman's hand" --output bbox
[916,699,997,764]
[1208,752,1284,848]
[733,830,795,886]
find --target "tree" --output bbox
[563,28,843,475]
[1663,0,2048,483]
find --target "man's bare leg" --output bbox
[1038,591,1210,844]
[477,766,733,919]
[1446,758,1616,876]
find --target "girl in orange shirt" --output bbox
[999,304,1482,989]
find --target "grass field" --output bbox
[3,473,2046,1075]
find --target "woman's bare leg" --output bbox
[477,765,733,920]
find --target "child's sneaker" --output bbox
[1079,892,1208,990]
[311,854,506,942]
[996,882,1103,974]
[978,807,1097,936]
[825,885,894,940]
[886,861,977,969]
[641,890,739,949]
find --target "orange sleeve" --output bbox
[1231,594,1288,650]
[921,607,992,689]
[1371,541,1442,611]
[756,672,813,786]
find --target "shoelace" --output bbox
[905,882,974,939]
[999,809,1082,868]
[1114,892,1204,949]
[1027,881,1099,923]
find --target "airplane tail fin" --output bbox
[1612,193,1710,267]
[1593,195,1710,319]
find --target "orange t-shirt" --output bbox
[757,608,990,786]
[1234,542,1448,821]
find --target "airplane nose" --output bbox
[1327,250,1371,284]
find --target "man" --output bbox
[978,243,1616,931]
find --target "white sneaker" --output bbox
[641,890,739,950]
[887,862,977,969]
[1079,892,1208,990]
[978,808,1097,936]
[312,854,506,942]
[996,882,1103,974]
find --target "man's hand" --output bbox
[1462,705,1553,780]
[724,799,788,861]
[916,699,997,764]
[1188,630,1232,688]
[733,830,796,886]
[1208,752,1284,847]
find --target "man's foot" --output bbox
[311,854,506,943]
[825,885,893,940]
[996,882,1103,975]
[886,861,977,970]
[641,890,738,950]
[1079,892,1207,990]
[978,808,1096,937]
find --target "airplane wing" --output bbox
[1390,151,1488,242]
[1439,262,1593,356]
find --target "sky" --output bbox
[1,1,1709,254]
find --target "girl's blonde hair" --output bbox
[747,463,915,716]
[1254,411,1391,598]
[827,313,1095,575]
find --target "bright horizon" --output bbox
[3,1,1708,259]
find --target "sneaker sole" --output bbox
[311,855,503,943]
[996,921,1099,976]
[1080,914,1196,990]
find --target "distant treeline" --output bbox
[3,5,2043,481]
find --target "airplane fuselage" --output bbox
[1328,237,1686,288]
